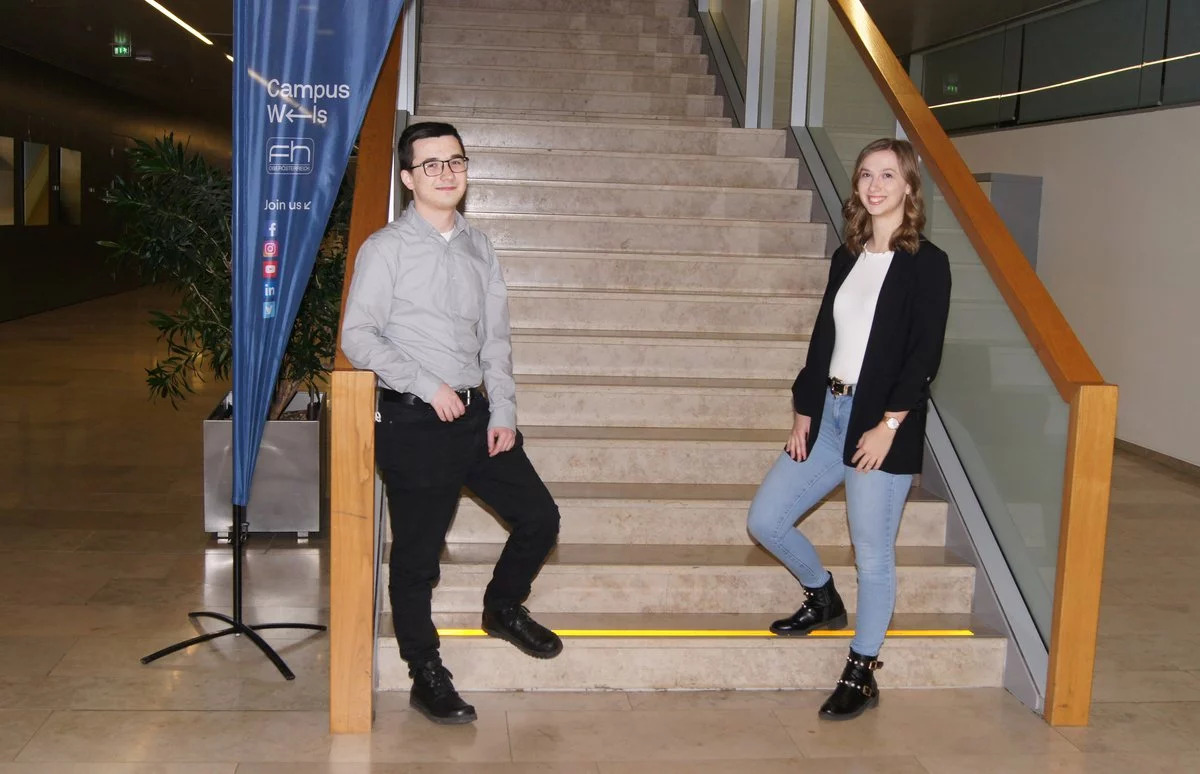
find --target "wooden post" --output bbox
[329,368,378,733]
[1046,383,1119,725]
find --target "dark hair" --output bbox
[397,122,465,171]
[842,138,925,256]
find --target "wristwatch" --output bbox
[884,416,901,431]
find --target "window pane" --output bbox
[923,30,1015,131]
[23,141,50,226]
[1018,0,1147,123]
[59,147,82,226]
[0,137,13,226]
[1164,0,1200,104]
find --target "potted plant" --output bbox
[100,134,351,536]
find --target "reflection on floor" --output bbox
[1,287,1198,773]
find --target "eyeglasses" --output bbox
[410,157,469,177]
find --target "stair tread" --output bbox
[426,63,713,80]
[533,479,942,503]
[429,7,696,24]
[415,114,782,137]
[418,611,1001,636]
[517,373,792,390]
[497,250,820,266]
[520,424,784,442]
[437,542,971,568]
[470,213,811,231]
[424,81,717,100]
[471,146,793,165]
[471,178,809,198]
[514,327,809,342]
[420,107,731,126]
[508,287,820,302]
[424,21,700,41]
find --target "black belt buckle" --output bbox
[457,388,472,407]
[828,378,854,397]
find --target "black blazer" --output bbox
[791,237,952,474]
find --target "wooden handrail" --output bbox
[329,19,402,735]
[827,0,1103,401]
[826,0,1119,726]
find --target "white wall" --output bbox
[953,106,1200,466]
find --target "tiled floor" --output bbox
[2,287,1199,773]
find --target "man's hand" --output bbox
[785,413,811,461]
[488,427,516,457]
[430,384,466,422]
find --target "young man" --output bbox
[341,122,562,725]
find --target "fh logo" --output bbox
[262,240,279,258]
[262,260,279,279]
[266,137,314,175]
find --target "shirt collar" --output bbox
[403,201,469,241]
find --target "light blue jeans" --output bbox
[747,389,913,656]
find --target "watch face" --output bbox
[886,417,900,430]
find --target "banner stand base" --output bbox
[140,504,327,681]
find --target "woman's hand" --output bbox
[852,422,898,471]
[785,413,812,461]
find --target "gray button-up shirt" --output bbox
[340,203,516,430]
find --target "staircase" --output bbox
[376,0,1006,692]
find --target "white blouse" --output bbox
[829,246,894,384]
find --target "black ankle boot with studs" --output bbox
[769,574,848,636]
[818,648,882,721]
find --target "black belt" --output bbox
[380,386,484,407]
[828,377,855,397]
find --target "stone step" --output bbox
[475,213,824,258]
[422,24,702,55]
[423,6,698,36]
[380,543,977,614]
[512,329,807,380]
[420,84,725,119]
[468,148,798,189]
[422,63,717,96]
[511,375,791,429]
[420,104,732,127]
[497,251,826,295]
[421,43,711,76]
[424,0,691,19]
[446,479,949,546]
[420,115,786,157]
[377,612,1005,691]
[468,180,810,222]
[379,614,1008,686]
[516,425,789,485]
[507,287,820,335]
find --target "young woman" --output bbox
[747,138,951,720]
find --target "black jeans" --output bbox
[375,394,560,667]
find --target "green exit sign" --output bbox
[112,43,132,58]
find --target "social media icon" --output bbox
[262,260,279,279]
[263,301,277,319]
[263,282,277,299]
[267,222,278,238]
[263,240,279,258]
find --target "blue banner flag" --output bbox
[232,0,406,506]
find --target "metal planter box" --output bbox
[203,391,327,537]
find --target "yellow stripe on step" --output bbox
[438,628,975,638]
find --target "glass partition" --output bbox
[23,141,51,226]
[803,4,1069,644]
[0,137,14,226]
[58,147,82,226]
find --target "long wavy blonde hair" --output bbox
[842,138,925,256]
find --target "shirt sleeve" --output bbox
[885,245,952,412]
[478,234,517,430]
[339,234,442,401]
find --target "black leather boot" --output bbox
[482,604,563,659]
[818,649,882,721]
[409,659,477,725]
[769,574,848,636]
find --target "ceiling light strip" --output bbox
[930,49,1200,110]
[142,0,214,46]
